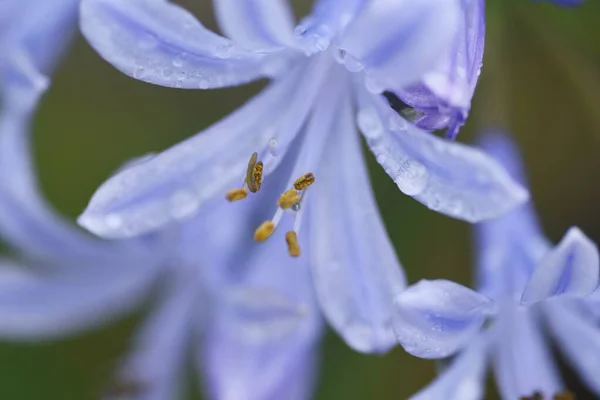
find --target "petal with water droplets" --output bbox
[356,91,529,223]
[521,227,600,304]
[80,0,287,89]
[393,279,493,359]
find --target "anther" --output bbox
[253,161,263,192]
[293,173,315,190]
[553,391,575,400]
[254,221,275,242]
[246,152,261,193]
[285,231,301,257]
[226,188,248,202]
[278,189,301,209]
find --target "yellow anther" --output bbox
[252,161,263,192]
[553,392,574,400]
[278,189,301,209]
[254,221,275,242]
[226,188,248,202]
[285,231,301,257]
[246,152,259,193]
[293,173,315,190]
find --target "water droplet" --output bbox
[334,48,364,72]
[172,55,184,68]
[394,159,429,196]
[357,108,383,140]
[133,66,145,79]
[268,138,278,156]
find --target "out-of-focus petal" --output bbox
[0,259,160,340]
[396,0,485,139]
[201,226,322,400]
[295,0,366,55]
[213,0,296,51]
[308,81,406,354]
[338,0,461,92]
[108,269,197,400]
[545,301,600,394]
[493,302,563,399]
[393,280,494,359]
[474,132,550,298]
[79,0,289,89]
[78,57,332,239]
[521,227,599,304]
[410,334,489,400]
[356,91,529,223]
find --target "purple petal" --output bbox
[545,301,600,394]
[338,0,462,92]
[393,280,494,359]
[308,82,406,354]
[521,227,599,304]
[0,259,160,340]
[79,0,289,89]
[110,270,197,400]
[213,0,296,51]
[356,91,529,223]
[493,302,563,399]
[78,59,333,238]
[410,334,489,400]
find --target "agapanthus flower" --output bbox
[393,133,600,399]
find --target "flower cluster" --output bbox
[0,0,593,399]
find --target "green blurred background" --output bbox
[1,0,600,398]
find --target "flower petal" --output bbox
[493,302,563,399]
[0,259,160,340]
[308,85,406,354]
[213,0,296,51]
[396,0,485,139]
[109,270,197,400]
[295,0,367,55]
[545,301,600,394]
[410,334,489,400]
[79,56,333,239]
[79,0,287,89]
[338,0,461,91]
[356,91,529,223]
[201,225,322,400]
[521,227,599,304]
[393,280,494,359]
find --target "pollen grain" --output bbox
[285,231,301,257]
[293,173,315,190]
[254,221,275,242]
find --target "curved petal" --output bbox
[295,0,367,55]
[356,90,529,223]
[0,259,160,340]
[393,280,494,359]
[396,0,485,139]
[545,301,600,394]
[79,0,288,89]
[214,0,296,51]
[493,302,563,399]
[521,227,599,304]
[78,57,333,239]
[107,270,197,400]
[308,83,406,354]
[201,223,322,400]
[338,0,461,92]
[410,334,489,400]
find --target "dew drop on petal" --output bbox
[334,48,364,72]
[357,108,383,140]
[133,66,145,79]
[393,159,429,196]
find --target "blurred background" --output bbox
[1,0,600,398]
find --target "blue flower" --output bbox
[393,132,600,399]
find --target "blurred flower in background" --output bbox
[394,133,600,399]
[0,0,599,400]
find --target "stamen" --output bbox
[293,173,315,190]
[254,221,275,242]
[278,189,301,209]
[225,188,248,202]
[252,161,263,192]
[553,391,575,400]
[246,152,260,193]
[285,231,301,257]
